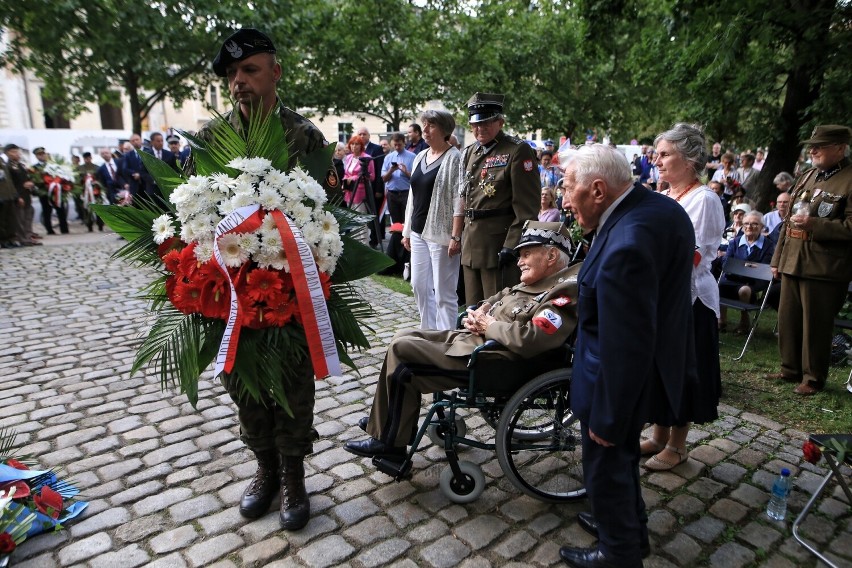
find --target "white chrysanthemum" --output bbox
[209,172,235,193]
[231,192,257,210]
[242,157,272,176]
[218,200,236,217]
[255,248,289,271]
[261,213,278,231]
[186,175,209,193]
[170,184,193,207]
[317,255,336,275]
[321,233,344,258]
[217,233,249,267]
[278,179,301,202]
[301,222,323,245]
[259,229,283,254]
[290,203,312,227]
[320,211,339,236]
[264,169,288,187]
[194,239,214,263]
[151,214,175,244]
[226,157,247,171]
[257,186,284,210]
[180,222,199,243]
[237,232,260,256]
[233,179,255,196]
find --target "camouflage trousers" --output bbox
[221,358,317,457]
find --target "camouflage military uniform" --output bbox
[187,100,327,457]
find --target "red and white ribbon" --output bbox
[47,178,62,207]
[83,175,96,207]
[211,205,341,380]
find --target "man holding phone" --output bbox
[381,132,417,223]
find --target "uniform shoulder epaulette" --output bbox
[503,134,523,145]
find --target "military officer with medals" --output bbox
[769,125,852,395]
[344,221,581,459]
[460,92,540,305]
[187,28,335,532]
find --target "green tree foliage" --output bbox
[0,0,246,133]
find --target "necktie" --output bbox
[156,150,161,159]
[108,162,116,180]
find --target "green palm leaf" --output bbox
[245,103,289,169]
[91,202,161,241]
[138,151,185,204]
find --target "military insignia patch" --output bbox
[326,166,340,188]
[551,296,571,307]
[532,308,562,335]
[523,160,534,171]
[818,201,834,217]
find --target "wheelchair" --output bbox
[372,339,585,504]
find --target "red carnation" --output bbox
[802,440,822,464]
[162,250,182,274]
[33,486,63,519]
[0,533,15,554]
[157,237,182,259]
[178,242,200,279]
[5,459,28,470]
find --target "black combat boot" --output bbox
[279,456,310,530]
[238,449,280,518]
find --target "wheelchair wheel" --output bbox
[439,461,486,503]
[427,416,467,447]
[495,369,586,503]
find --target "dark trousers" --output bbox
[0,200,18,243]
[220,358,317,457]
[52,200,69,234]
[37,194,53,233]
[777,274,848,388]
[386,191,409,224]
[581,423,646,567]
[462,264,521,305]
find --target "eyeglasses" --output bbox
[808,143,837,151]
[742,222,762,227]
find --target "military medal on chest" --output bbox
[479,167,496,197]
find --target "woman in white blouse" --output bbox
[402,110,463,330]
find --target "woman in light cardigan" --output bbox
[402,110,464,330]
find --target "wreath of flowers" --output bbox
[93,107,391,411]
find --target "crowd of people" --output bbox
[3,25,850,568]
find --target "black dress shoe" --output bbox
[573,515,651,559]
[279,456,310,531]
[559,546,642,568]
[577,511,599,538]
[344,437,405,458]
[358,416,369,432]
[239,450,280,519]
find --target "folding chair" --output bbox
[717,257,775,360]
[792,434,852,568]
[833,281,852,391]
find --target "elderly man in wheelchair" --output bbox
[345,221,583,502]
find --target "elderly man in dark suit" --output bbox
[119,136,144,198]
[142,132,178,207]
[560,144,696,568]
[96,148,123,204]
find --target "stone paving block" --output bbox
[132,487,193,516]
[69,507,131,538]
[736,520,782,551]
[88,543,150,568]
[143,552,189,568]
[687,477,727,499]
[405,518,450,544]
[169,493,223,523]
[356,538,411,568]
[285,514,339,547]
[662,532,702,566]
[387,501,430,528]
[331,495,379,525]
[190,471,233,494]
[297,534,355,567]
[646,471,688,492]
[494,530,537,559]
[710,462,748,486]
[420,534,472,568]
[185,533,244,567]
[708,541,755,567]
[708,498,749,523]
[683,516,726,544]
[97,457,143,482]
[729,482,769,509]
[58,532,112,566]
[454,516,509,550]
[648,508,677,536]
[150,525,199,554]
[11,553,57,568]
[239,536,289,566]
[141,439,197,466]
[198,505,245,535]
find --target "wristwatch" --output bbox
[450,235,461,242]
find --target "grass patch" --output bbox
[718,310,851,434]
[371,273,413,297]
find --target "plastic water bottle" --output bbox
[767,468,792,521]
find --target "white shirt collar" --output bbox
[597,184,634,234]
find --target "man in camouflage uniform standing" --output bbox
[460,93,540,305]
[187,28,330,531]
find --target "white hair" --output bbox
[560,144,632,189]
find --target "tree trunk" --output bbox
[752,0,835,212]
[126,70,142,135]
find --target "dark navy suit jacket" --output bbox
[120,150,143,195]
[96,161,122,201]
[571,184,697,445]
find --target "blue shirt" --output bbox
[381,149,417,192]
[736,233,765,258]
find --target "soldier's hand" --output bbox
[497,247,516,269]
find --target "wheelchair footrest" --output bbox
[372,456,413,481]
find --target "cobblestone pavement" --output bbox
[1,232,850,568]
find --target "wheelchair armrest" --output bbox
[467,339,508,368]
